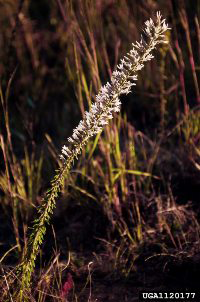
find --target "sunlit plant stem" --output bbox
[17,12,170,300]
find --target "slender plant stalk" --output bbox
[17,12,170,299]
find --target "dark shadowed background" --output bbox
[0,0,200,301]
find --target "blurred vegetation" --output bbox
[0,0,200,301]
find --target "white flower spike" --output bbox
[19,12,170,292]
[60,12,170,164]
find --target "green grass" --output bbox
[0,1,200,301]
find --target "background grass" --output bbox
[0,0,200,301]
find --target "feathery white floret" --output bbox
[60,12,170,162]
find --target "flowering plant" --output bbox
[17,12,170,299]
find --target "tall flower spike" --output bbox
[60,11,170,162]
[18,12,170,296]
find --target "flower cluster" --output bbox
[60,11,170,163]
[17,12,170,295]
